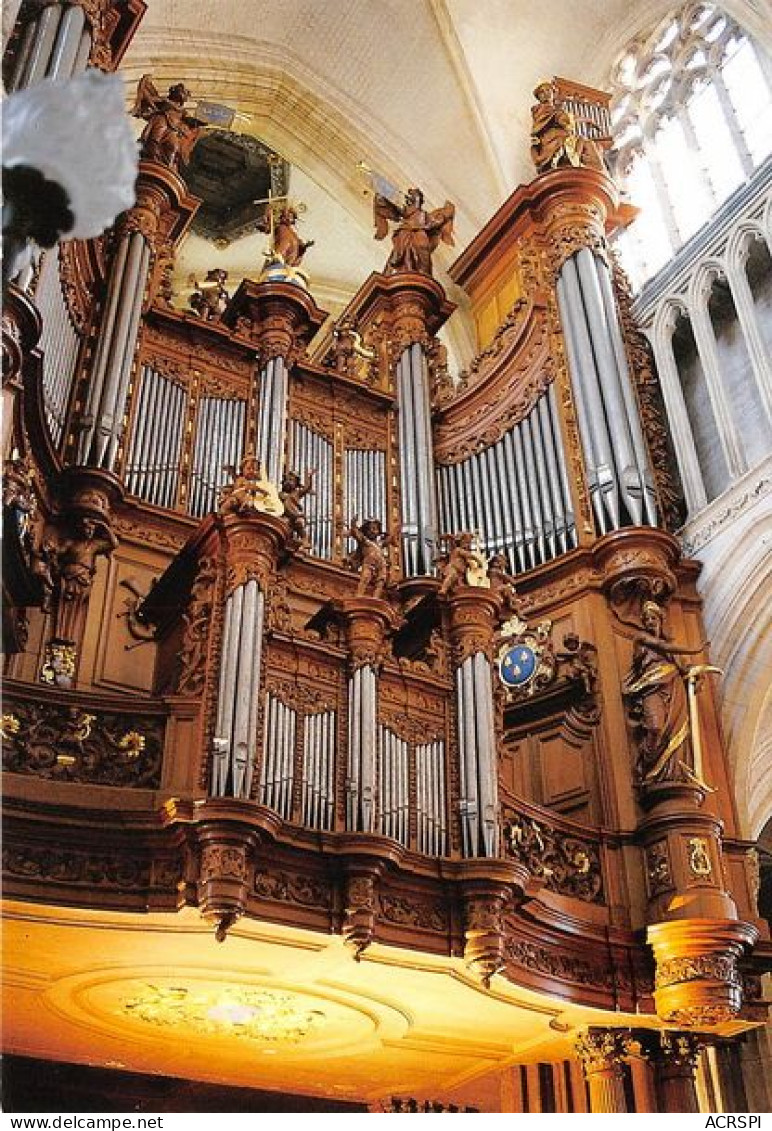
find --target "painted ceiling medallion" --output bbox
[123,984,325,1043]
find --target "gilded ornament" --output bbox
[496,616,555,697]
[118,731,146,759]
[687,837,712,879]
[218,455,284,517]
[436,533,489,595]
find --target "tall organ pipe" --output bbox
[77,231,150,469]
[256,356,288,484]
[210,580,265,799]
[346,665,377,832]
[10,2,92,90]
[557,249,657,531]
[397,343,437,575]
[34,250,80,448]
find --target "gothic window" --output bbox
[608,3,772,289]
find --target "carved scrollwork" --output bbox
[3,845,151,890]
[177,555,218,695]
[502,808,604,903]
[504,933,613,989]
[254,870,332,908]
[379,893,447,932]
[2,696,164,788]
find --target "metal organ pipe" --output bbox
[437,389,576,573]
[188,397,246,517]
[557,250,657,531]
[47,2,85,78]
[256,356,288,485]
[290,421,334,558]
[397,343,437,576]
[34,250,81,449]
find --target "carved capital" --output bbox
[648,918,758,1027]
[574,1028,631,1076]
[334,597,400,674]
[446,588,501,667]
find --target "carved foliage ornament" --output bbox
[177,555,218,695]
[574,1029,632,1075]
[2,697,163,788]
[502,810,604,903]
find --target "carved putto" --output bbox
[279,468,314,547]
[436,533,489,596]
[346,517,395,599]
[219,455,283,518]
[189,269,230,320]
[132,75,205,172]
[530,81,605,175]
[487,552,520,614]
[373,186,455,276]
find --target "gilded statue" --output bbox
[622,600,708,787]
[280,469,315,546]
[373,187,455,276]
[132,76,205,171]
[346,517,394,599]
[437,533,489,596]
[257,205,314,269]
[530,81,604,175]
[219,455,283,517]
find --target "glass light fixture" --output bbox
[2,69,138,291]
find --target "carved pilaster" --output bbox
[533,167,618,277]
[574,1028,631,1113]
[652,1031,703,1113]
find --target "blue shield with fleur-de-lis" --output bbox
[499,643,537,688]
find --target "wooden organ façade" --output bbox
[1,30,769,1111]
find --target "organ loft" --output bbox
[2,2,771,1114]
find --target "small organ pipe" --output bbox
[230,579,257,798]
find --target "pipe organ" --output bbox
[289,419,334,558]
[437,384,575,572]
[210,578,265,799]
[301,708,336,831]
[256,355,288,484]
[8,1,90,88]
[124,364,187,509]
[557,248,657,531]
[4,48,768,1114]
[188,394,247,517]
[34,250,81,447]
[397,341,438,576]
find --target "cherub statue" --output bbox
[488,552,520,614]
[346,517,394,599]
[530,81,604,175]
[257,205,314,269]
[189,268,230,320]
[219,455,283,517]
[621,599,709,787]
[556,631,598,698]
[280,468,315,546]
[132,75,205,171]
[331,318,376,378]
[437,533,489,597]
[373,187,455,276]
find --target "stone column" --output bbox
[574,1029,630,1113]
[653,1031,702,1113]
[446,586,501,857]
